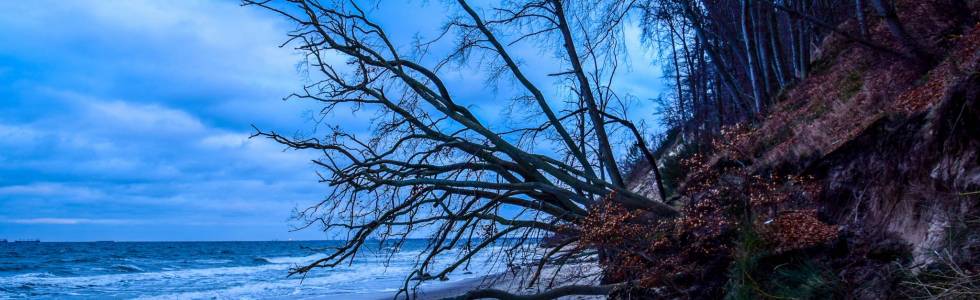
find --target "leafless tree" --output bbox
[245,0,675,298]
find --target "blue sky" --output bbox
[0,0,665,241]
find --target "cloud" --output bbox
[83,100,206,134]
[0,1,667,241]
[5,218,140,225]
[0,0,335,241]
[0,183,105,199]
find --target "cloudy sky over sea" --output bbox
[0,0,665,241]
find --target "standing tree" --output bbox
[635,0,916,144]
[246,0,675,298]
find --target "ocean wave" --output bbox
[0,264,291,289]
[254,253,326,265]
[1,245,509,298]
[252,257,272,264]
[47,257,98,264]
[112,264,145,273]
[194,259,232,264]
[7,272,57,279]
[134,264,409,300]
[0,265,27,272]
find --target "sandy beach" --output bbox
[386,261,605,300]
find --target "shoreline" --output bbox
[364,261,605,300]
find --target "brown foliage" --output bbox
[759,210,839,253]
[593,1,979,297]
[578,130,838,297]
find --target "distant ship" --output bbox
[13,239,40,243]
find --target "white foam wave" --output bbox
[194,259,232,264]
[134,264,409,300]
[2,246,512,299]
[2,252,376,291]
[257,253,326,265]
[7,272,56,279]
[4,263,289,288]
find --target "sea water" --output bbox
[0,240,504,299]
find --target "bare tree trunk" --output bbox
[855,0,869,38]
[796,0,809,79]
[768,0,912,60]
[694,37,712,132]
[681,0,753,118]
[715,72,726,127]
[666,17,687,135]
[788,1,801,79]
[741,0,765,113]
[678,21,701,137]
[753,3,773,101]
[767,3,788,88]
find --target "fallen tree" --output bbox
[246,0,674,298]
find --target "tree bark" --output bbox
[741,0,765,113]
[787,0,801,80]
[754,2,773,100]
[796,0,809,79]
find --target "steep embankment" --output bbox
[731,1,980,263]
[616,1,979,298]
